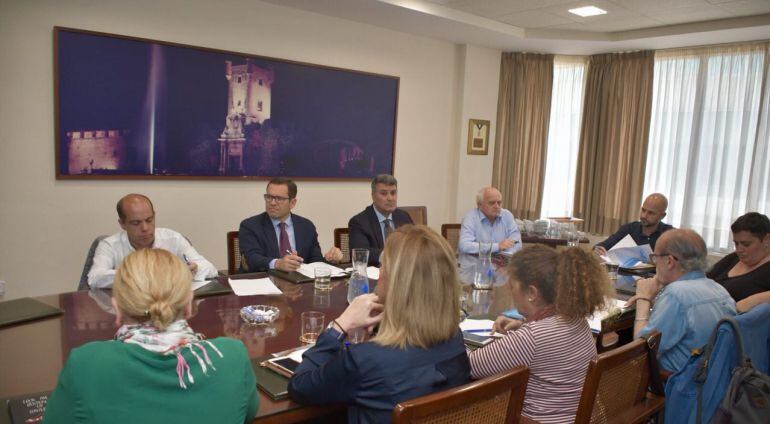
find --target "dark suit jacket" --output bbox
[238,212,324,272]
[288,330,470,424]
[348,205,413,265]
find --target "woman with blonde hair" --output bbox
[44,249,258,424]
[469,245,615,424]
[288,225,470,423]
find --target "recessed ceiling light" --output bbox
[568,6,607,17]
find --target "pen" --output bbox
[466,329,493,333]
[183,254,190,264]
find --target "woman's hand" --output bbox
[492,316,523,333]
[335,293,384,333]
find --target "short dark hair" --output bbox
[116,194,154,221]
[731,212,770,239]
[267,177,297,199]
[371,174,398,192]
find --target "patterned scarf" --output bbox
[115,319,223,389]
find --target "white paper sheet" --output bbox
[297,262,347,278]
[611,234,638,250]
[344,266,380,280]
[228,278,283,296]
[191,280,210,291]
[587,298,630,332]
[459,319,495,332]
[288,347,310,363]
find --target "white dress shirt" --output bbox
[87,227,217,288]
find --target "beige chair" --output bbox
[78,235,107,290]
[392,366,529,424]
[441,223,461,253]
[400,206,427,226]
[333,227,351,263]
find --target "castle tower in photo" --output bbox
[218,59,274,174]
[67,129,126,174]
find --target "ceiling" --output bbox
[263,0,770,54]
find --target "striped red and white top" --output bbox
[468,316,596,424]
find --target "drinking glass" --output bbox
[300,311,325,344]
[351,248,369,271]
[314,267,332,291]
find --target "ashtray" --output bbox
[240,305,280,325]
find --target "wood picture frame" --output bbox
[467,119,490,155]
[54,27,399,180]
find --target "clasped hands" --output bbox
[624,275,661,308]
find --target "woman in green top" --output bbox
[43,249,258,424]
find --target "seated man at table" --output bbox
[348,174,413,265]
[88,193,217,289]
[594,193,674,255]
[458,186,522,255]
[628,229,736,373]
[239,178,342,272]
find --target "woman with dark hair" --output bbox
[707,212,770,304]
[468,245,615,424]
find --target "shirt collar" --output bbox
[476,208,497,224]
[270,215,293,228]
[373,205,391,223]
[677,270,706,281]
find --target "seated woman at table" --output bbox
[706,212,770,304]
[468,245,614,424]
[43,249,259,424]
[288,225,470,423]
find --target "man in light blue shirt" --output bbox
[629,229,736,373]
[458,187,522,255]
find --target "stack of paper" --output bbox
[297,262,347,278]
[587,298,629,333]
[600,235,653,268]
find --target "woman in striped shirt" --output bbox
[468,245,614,424]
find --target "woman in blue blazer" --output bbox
[288,225,470,423]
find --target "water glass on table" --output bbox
[300,311,325,344]
[314,266,332,291]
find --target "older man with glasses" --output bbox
[626,229,736,373]
[238,178,342,272]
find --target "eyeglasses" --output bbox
[264,194,292,203]
[649,253,678,264]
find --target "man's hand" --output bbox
[187,262,198,275]
[593,245,608,256]
[276,252,303,272]
[324,246,343,263]
[499,239,516,251]
[492,316,523,333]
[625,276,661,307]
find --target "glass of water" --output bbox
[314,267,332,291]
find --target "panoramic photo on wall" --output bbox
[55,27,399,180]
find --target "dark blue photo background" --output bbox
[57,29,398,178]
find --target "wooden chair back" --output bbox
[441,223,461,253]
[333,227,351,263]
[401,206,427,226]
[392,366,529,424]
[574,330,665,424]
[226,231,243,275]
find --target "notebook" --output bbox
[0,298,63,329]
[252,356,290,400]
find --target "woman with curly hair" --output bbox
[468,245,615,424]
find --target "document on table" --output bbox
[587,298,630,333]
[296,262,347,278]
[229,278,283,296]
[191,280,211,291]
[600,235,653,268]
[459,319,504,337]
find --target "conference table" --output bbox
[0,265,635,423]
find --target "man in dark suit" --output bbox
[348,174,413,265]
[239,178,342,272]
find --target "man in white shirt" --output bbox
[87,194,217,288]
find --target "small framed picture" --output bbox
[467,119,490,155]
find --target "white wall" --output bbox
[0,0,501,299]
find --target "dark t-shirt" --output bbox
[707,252,770,301]
[595,221,674,251]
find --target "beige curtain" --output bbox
[492,52,554,220]
[572,51,654,235]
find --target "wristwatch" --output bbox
[327,321,347,342]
